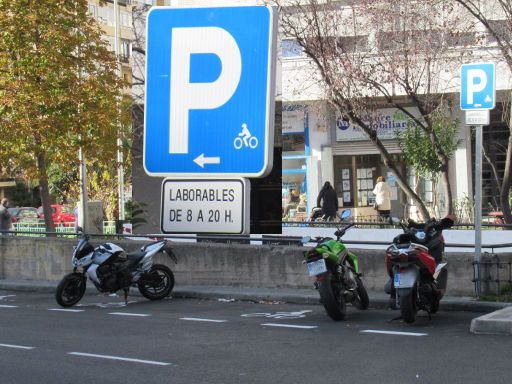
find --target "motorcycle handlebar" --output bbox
[407,215,455,232]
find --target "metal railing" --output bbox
[283,219,512,230]
[473,254,512,299]
[11,221,117,236]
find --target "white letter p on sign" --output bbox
[466,69,487,106]
[169,27,242,154]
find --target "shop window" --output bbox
[333,156,352,206]
[355,155,378,207]
[334,155,380,208]
[407,169,433,204]
[356,168,376,206]
[283,133,305,153]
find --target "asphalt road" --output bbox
[0,290,510,384]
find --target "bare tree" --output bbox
[279,0,473,219]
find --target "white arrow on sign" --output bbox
[193,154,221,168]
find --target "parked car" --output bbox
[37,205,75,225]
[8,207,41,224]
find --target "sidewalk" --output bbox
[3,279,512,334]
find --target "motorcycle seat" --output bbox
[126,250,146,266]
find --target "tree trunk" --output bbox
[381,149,431,221]
[36,153,55,234]
[440,160,453,216]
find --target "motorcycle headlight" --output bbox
[415,231,426,241]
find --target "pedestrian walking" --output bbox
[0,198,12,235]
[372,176,391,220]
[316,181,339,221]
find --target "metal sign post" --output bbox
[460,62,496,297]
[474,125,483,296]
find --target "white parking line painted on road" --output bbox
[0,305,18,308]
[261,323,318,329]
[0,295,16,300]
[0,343,35,350]
[48,308,85,313]
[109,312,151,317]
[361,330,428,337]
[180,317,227,323]
[68,352,171,366]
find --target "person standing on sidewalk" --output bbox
[372,176,391,220]
[0,198,12,235]
[316,181,339,221]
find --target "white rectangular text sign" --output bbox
[161,178,249,234]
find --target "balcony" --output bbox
[105,0,131,6]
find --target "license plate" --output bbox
[307,259,327,276]
[394,271,416,288]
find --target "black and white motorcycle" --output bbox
[56,230,177,307]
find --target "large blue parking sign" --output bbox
[460,63,495,110]
[144,6,276,177]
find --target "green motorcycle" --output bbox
[302,209,369,320]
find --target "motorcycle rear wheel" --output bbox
[318,272,346,321]
[56,273,86,307]
[137,264,175,300]
[354,277,370,310]
[399,288,417,324]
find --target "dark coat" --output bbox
[317,185,338,218]
[0,204,12,231]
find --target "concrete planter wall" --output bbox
[1,236,506,296]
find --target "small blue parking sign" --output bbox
[144,6,277,177]
[460,63,495,110]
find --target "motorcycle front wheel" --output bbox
[399,287,417,323]
[137,264,175,300]
[354,277,370,310]
[318,272,346,321]
[56,273,86,307]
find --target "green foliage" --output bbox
[5,182,39,207]
[0,0,123,181]
[0,0,125,228]
[47,164,79,204]
[125,199,147,230]
[395,109,461,178]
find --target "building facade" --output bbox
[281,1,512,222]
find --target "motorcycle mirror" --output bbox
[301,236,311,244]
[339,209,352,220]
[390,217,401,225]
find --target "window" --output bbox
[88,4,97,18]
[283,134,305,153]
[121,11,132,28]
[282,39,303,58]
[356,168,375,207]
[407,169,433,204]
[121,39,131,61]
[98,7,114,26]
[445,32,477,47]
[337,35,368,53]
[487,19,512,44]
[377,31,408,51]
[335,155,380,207]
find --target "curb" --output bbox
[1,279,510,313]
[470,307,512,335]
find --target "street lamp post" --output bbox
[114,0,125,221]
